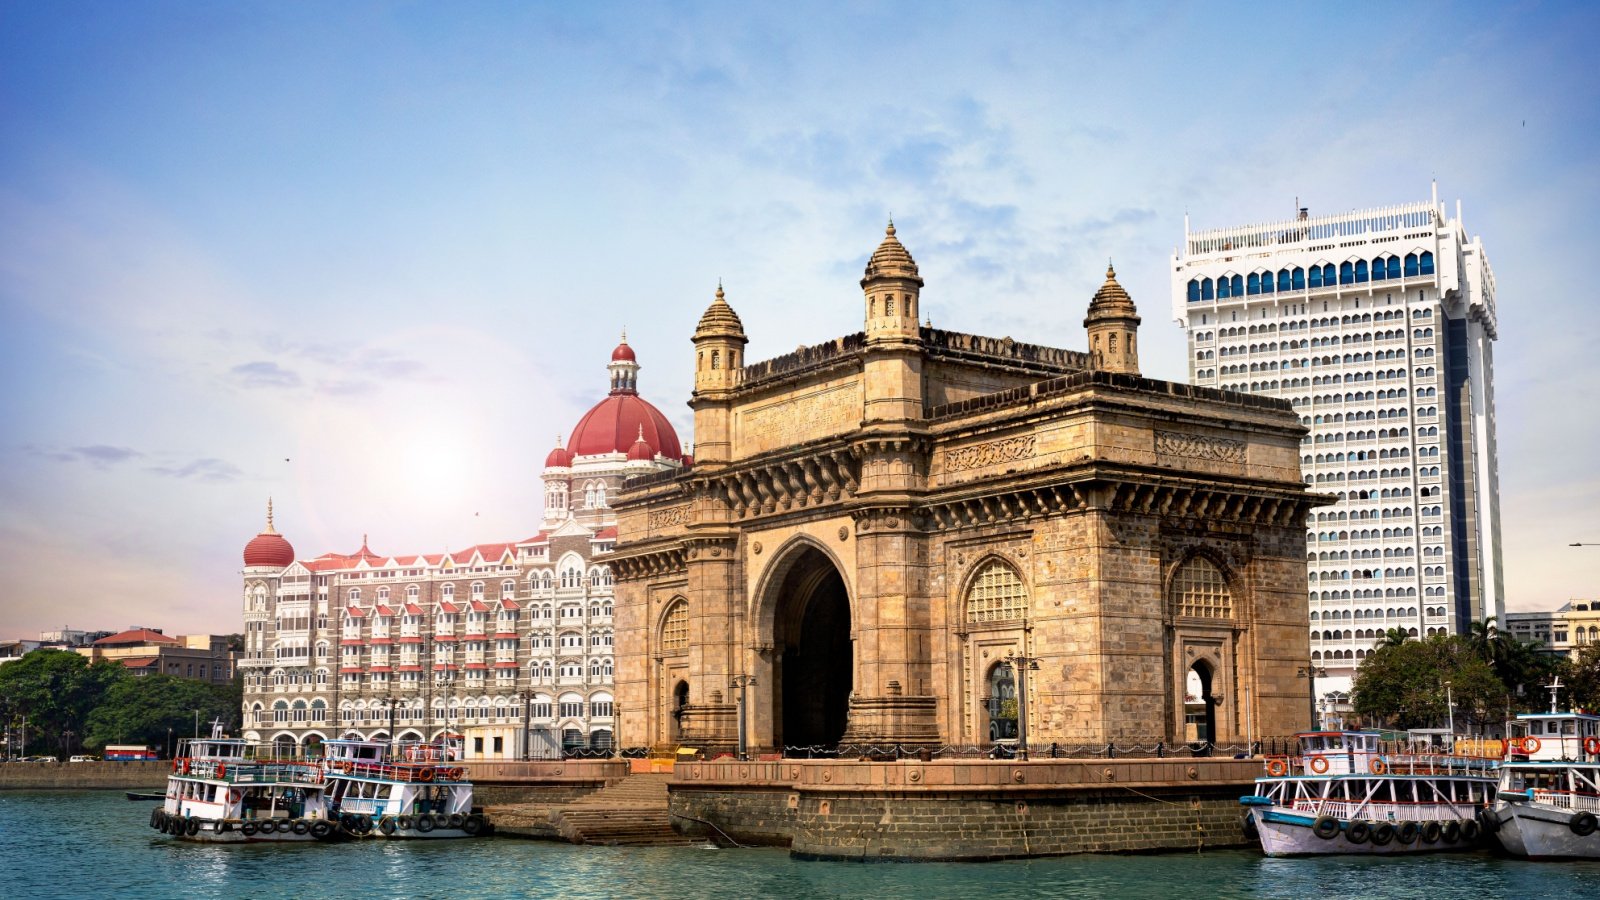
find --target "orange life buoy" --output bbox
[216,764,226,778]
[1266,758,1289,777]
[1585,736,1600,756]
[1369,758,1387,775]
[417,767,434,782]
[1521,736,1542,754]
[340,760,353,774]
[181,759,190,775]
[1309,754,1330,774]
[229,789,242,804]
[171,758,180,773]
[450,767,466,781]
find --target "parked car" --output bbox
[20,755,56,763]
[69,755,99,763]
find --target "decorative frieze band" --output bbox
[1154,431,1245,464]
[945,435,1036,473]
[648,505,689,529]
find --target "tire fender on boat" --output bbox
[1442,821,1462,843]
[310,820,334,840]
[1369,822,1395,846]
[1421,821,1442,843]
[380,817,398,836]
[1477,807,1501,833]
[1311,816,1340,840]
[292,819,310,836]
[241,821,258,837]
[448,813,465,829]
[1571,811,1598,836]
[1395,821,1420,844]
[185,818,201,837]
[1461,819,1481,842]
[462,813,484,836]
[417,815,436,833]
[1345,821,1371,844]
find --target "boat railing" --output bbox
[1524,789,1600,812]
[325,760,469,783]
[1291,799,1483,821]
[176,757,324,786]
[1263,751,1498,778]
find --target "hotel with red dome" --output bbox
[239,338,686,757]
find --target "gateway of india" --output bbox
[611,223,1323,754]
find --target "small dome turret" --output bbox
[243,499,295,568]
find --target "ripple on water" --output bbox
[5,792,1600,899]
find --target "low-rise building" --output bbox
[74,628,237,683]
[1505,602,1600,658]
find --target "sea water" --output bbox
[4,791,1599,899]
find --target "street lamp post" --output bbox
[518,691,532,761]
[1000,654,1040,761]
[1444,680,1455,745]
[729,675,757,761]
[1297,663,1327,731]
[193,709,200,739]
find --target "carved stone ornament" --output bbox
[1155,430,1246,463]
[752,541,763,555]
[838,526,849,541]
[648,505,689,529]
[945,434,1037,473]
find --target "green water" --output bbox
[4,791,1598,898]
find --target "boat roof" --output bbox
[1514,710,1600,721]
[1295,730,1383,738]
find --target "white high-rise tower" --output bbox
[1170,192,1504,705]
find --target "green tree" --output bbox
[1352,633,1511,732]
[0,649,126,757]
[1564,644,1600,711]
[83,673,241,753]
[1376,627,1412,650]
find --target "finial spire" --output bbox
[886,216,895,237]
[620,327,627,342]
[715,279,725,302]
[637,425,645,442]
[1106,258,1116,279]
[265,497,277,534]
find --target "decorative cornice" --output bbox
[943,434,1036,473]
[1154,430,1246,464]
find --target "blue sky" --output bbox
[2,1,1597,636]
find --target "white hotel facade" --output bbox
[1170,193,1504,703]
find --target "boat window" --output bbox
[1565,720,1577,735]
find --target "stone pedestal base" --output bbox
[839,695,941,746]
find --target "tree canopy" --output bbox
[1,648,241,758]
[1352,628,1563,732]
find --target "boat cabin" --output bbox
[1294,731,1383,776]
[1508,711,1600,762]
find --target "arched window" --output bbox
[1171,557,1234,619]
[965,559,1027,623]
[660,600,689,652]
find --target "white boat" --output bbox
[150,732,336,843]
[1485,683,1600,859]
[1240,730,1498,856]
[321,739,486,839]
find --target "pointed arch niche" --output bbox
[1166,554,1246,748]
[957,555,1031,747]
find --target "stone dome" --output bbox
[694,283,746,337]
[861,220,923,285]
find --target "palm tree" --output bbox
[1377,627,1411,649]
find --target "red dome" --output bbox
[627,432,655,461]
[244,531,295,567]
[544,444,573,468]
[568,393,682,460]
[611,341,637,362]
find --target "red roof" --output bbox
[397,665,422,672]
[340,666,362,674]
[369,637,392,645]
[374,605,394,616]
[567,391,682,460]
[465,663,487,670]
[439,601,460,614]
[399,636,422,644]
[404,603,423,615]
[611,339,636,362]
[494,661,520,669]
[94,629,180,647]
[341,638,363,646]
[345,606,366,618]
[368,665,391,673]
[499,598,519,610]
[433,663,458,670]
[592,526,617,540]
[469,600,490,612]
[520,533,549,545]
[433,634,457,643]
[544,444,573,468]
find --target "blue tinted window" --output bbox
[1404,254,1419,277]
[1388,257,1401,279]
[1371,258,1386,281]
[1339,262,1354,285]
[1355,260,1368,283]
[1309,267,1323,288]
[1247,273,1259,295]
[1188,279,1201,302]
[1231,275,1244,297]
[1278,269,1291,291]
[1201,278,1214,300]
[1260,272,1273,294]
[1420,251,1434,275]
[1292,268,1305,290]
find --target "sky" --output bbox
[2,1,1597,638]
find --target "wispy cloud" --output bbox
[39,444,144,468]
[145,457,243,482]
[230,360,301,389]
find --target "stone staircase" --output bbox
[550,773,698,846]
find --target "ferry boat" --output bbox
[1485,680,1600,859]
[321,739,486,839]
[1240,730,1497,856]
[149,731,335,842]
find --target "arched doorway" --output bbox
[771,546,852,749]
[985,662,1018,744]
[1185,662,1216,746]
[670,680,689,744]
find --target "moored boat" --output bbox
[1485,683,1600,859]
[321,739,486,839]
[150,731,336,843]
[1240,730,1497,856]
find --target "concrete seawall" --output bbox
[671,757,1261,860]
[0,761,169,790]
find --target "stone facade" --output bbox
[610,226,1325,755]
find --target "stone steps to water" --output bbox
[548,774,696,846]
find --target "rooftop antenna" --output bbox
[1545,675,1564,714]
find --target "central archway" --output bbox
[770,545,853,750]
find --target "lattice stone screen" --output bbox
[1172,558,1233,619]
[661,600,689,651]
[966,560,1027,623]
